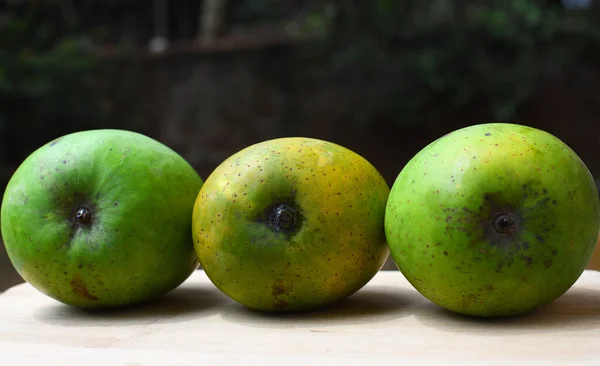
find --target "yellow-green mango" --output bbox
[192,137,390,312]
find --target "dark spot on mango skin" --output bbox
[272,279,288,296]
[443,192,523,249]
[462,292,479,303]
[442,180,557,271]
[254,189,305,240]
[70,274,98,301]
[274,299,289,310]
[49,137,63,146]
[480,284,495,293]
[271,279,293,310]
[521,255,533,267]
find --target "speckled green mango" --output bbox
[192,137,390,312]
[385,123,600,317]
[1,130,203,309]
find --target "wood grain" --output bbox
[0,270,599,365]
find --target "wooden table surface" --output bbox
[0,270,599,365]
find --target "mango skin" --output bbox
[1,130,203,309]
[192,137,390,312]
[385,123,600,317]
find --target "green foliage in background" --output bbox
[280,0,600,124]
[0,5,109,161]
[0,1,148,167]
[1,0,600,150]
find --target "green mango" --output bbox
[1,129,203,308]
[385,123,600,317]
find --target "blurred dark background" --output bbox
[1,0,599,291]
